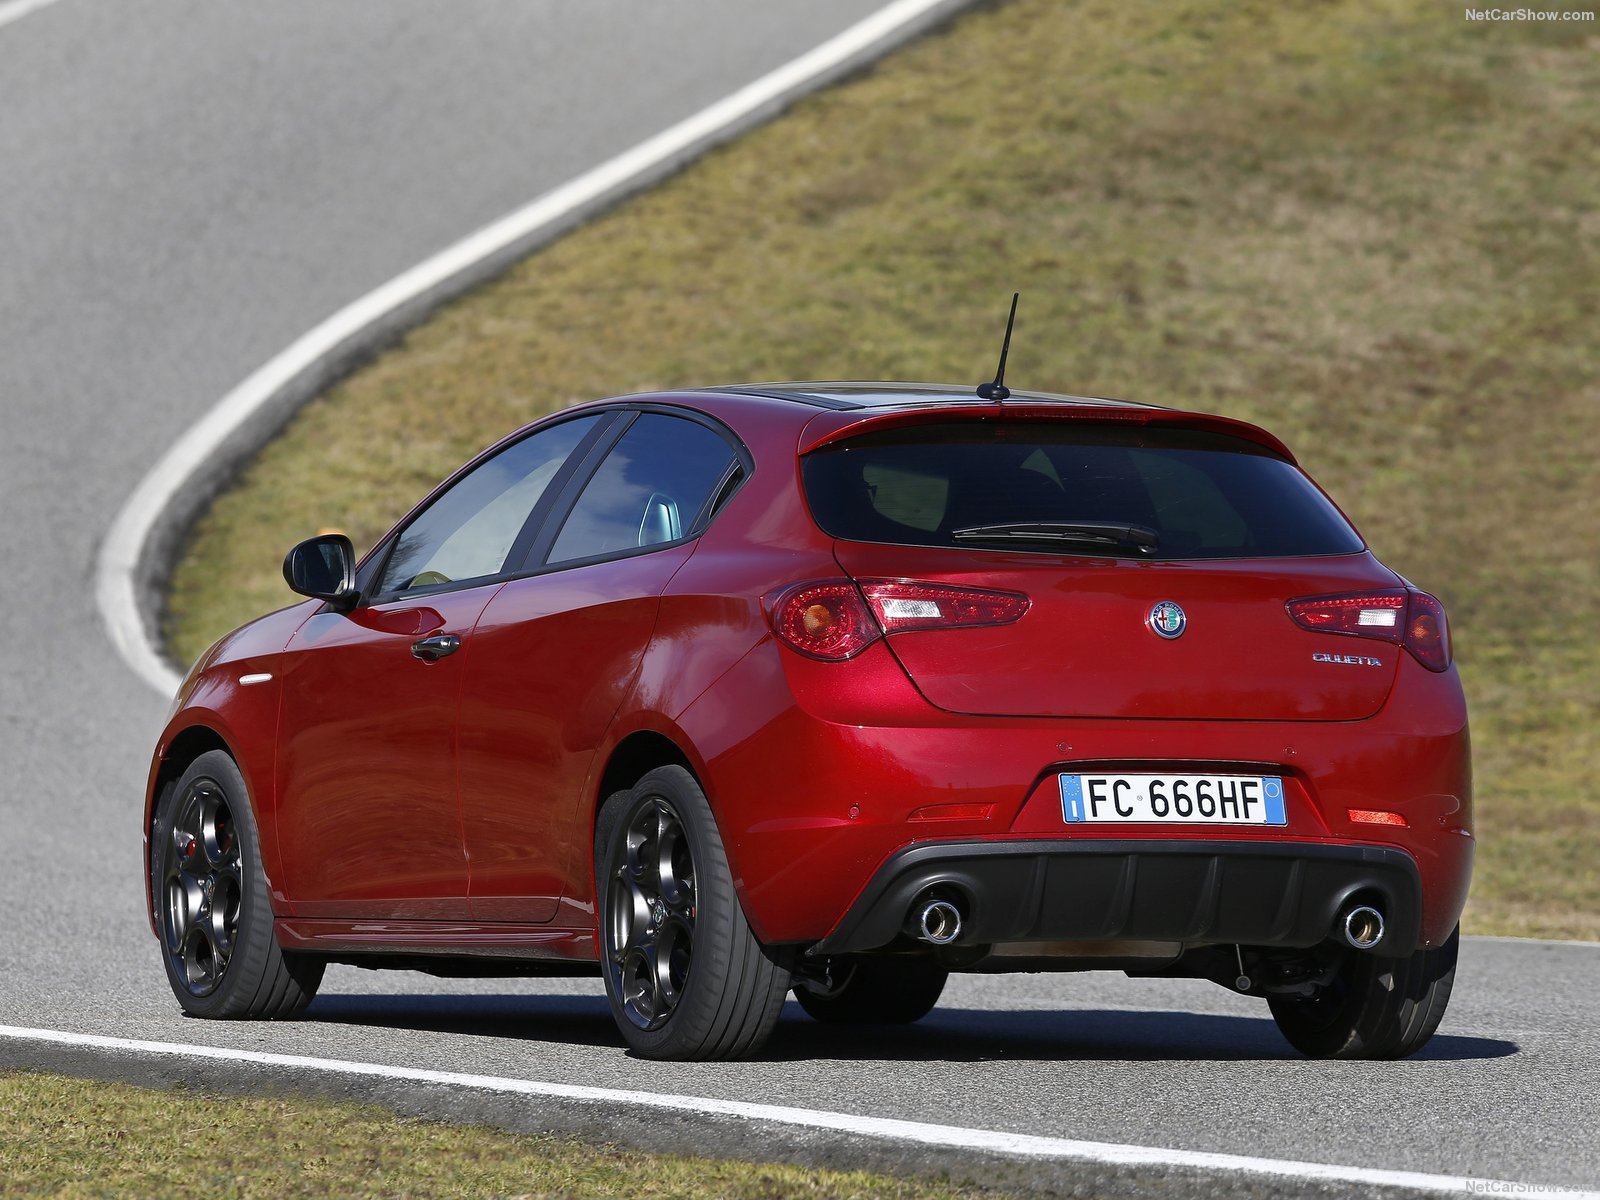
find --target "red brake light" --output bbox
[771,582,880,661]
[1403,590,1451,672]
[1287,588,1452,672]
[770,579,1030,661]
[858,579,1030,633]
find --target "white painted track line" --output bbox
[95,0,965,698]
[1,1025,1590,1198]
[0,0,62,31]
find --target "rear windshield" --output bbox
[802,423,1364,559]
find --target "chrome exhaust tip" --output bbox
[916,898,963,946]
[1340,904,1385,951]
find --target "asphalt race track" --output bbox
[1,3,1596,1195]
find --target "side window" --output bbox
[377,414,601,595]
[547,414,736,566]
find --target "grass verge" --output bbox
[0,1071,993,1200]
[166,0,1599,938]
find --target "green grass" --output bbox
[0,1071,994,1199]
[166,0,1599,939]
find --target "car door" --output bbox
[274,412,608,918]
[456,409,744,922]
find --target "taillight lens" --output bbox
[1286,590,1407,641]
[858,579,1030,633]
[1402,590,1451,672]
[1287,588,1452,672]
[770,579,1030,661]
[770,582,880,661]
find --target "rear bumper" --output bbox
[812,839,1424,958]
[680,639,1471,949]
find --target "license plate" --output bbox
[1060,773,1286,826]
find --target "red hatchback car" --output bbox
[146,382,1472,1061]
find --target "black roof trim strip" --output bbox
[699,385,863,411]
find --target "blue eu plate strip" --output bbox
[1262,776,1286,826]
[1060,775,1085,823]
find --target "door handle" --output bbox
[411,633,461,662]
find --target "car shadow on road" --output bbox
[301,994,1516,1063]
[304,992,624,1049]
[765,1003,1517,1063]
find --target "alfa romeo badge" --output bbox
[1148,599,1187,639]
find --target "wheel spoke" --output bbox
[608,874,654,962]
[656,812,694,915]
[654,916,692,1010]
[163,871,202,955]
[207,867,241,958]
[655,807,672,866]
[170,792,204,863]
[624,806,661,892]
[620,941,663,1024]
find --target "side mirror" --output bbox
[282,533,358,608]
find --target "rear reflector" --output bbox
[1348,808,1409,827]
[908,802,996,822]
[770,579,1030,661]
[1287,588,1452,672]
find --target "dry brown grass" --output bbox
[0,1071,991,1199]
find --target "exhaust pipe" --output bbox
[1339,903,1385,951]
[912,898,964,945]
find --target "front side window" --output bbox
[377,414,601,595]
[547,413,737,566]
[802,423,1364,559]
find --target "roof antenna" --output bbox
[976,292,1019,403]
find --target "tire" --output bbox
[595,766,793,1061]
[795,956,948,1025]
[1268,925,1459,1060]
[151,750,323,1019]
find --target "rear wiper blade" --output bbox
[951,521,1160,551]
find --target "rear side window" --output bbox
[802,423,1363,559]
[547,413,737,565]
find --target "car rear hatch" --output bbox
[801,408,1405,721]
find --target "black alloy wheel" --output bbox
[151,750,322,1018]
[596,766,792,1060]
